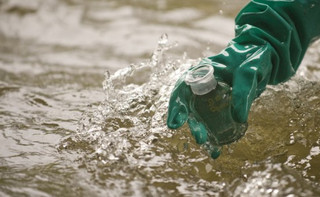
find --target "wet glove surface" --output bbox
[167,0,320,158]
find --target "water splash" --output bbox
[62,33,186,162]
[57,35,320,196]
[93,34,188,163]
[227,161,318,196]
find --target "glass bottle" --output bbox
[185,63,248,156]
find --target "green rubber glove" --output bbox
[167,0,320,156]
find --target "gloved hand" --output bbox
[167,0,320,158]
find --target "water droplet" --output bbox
[104,70,110,79]
[158,33,168,45]
[310,146,320,156]
[286,132,296,145]
[205,163,213,173]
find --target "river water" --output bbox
[1,0,320,196]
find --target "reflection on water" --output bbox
[1,0,320,196]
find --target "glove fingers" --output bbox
[167,78,191,129]
[187,115,207,144]
[167,104,188,129]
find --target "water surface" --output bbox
[1,0,320,196]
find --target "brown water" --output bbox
[1,0,320,196]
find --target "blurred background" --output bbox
[1,0,320,196]
[0,0,248,72]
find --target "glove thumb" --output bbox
[167,78,191,129]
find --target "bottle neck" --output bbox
[185,64,217,95]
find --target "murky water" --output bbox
[1,0,320,196]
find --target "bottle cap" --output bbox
[185,64,217,95]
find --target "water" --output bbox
[1,0,320,196]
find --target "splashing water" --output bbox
[58,36,320,196]
[4,0,320,196]
[59,34,216,195]
[84,34,193,165]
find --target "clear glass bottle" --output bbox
[185,63,248,150]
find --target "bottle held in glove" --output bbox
[185,63,248,146]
